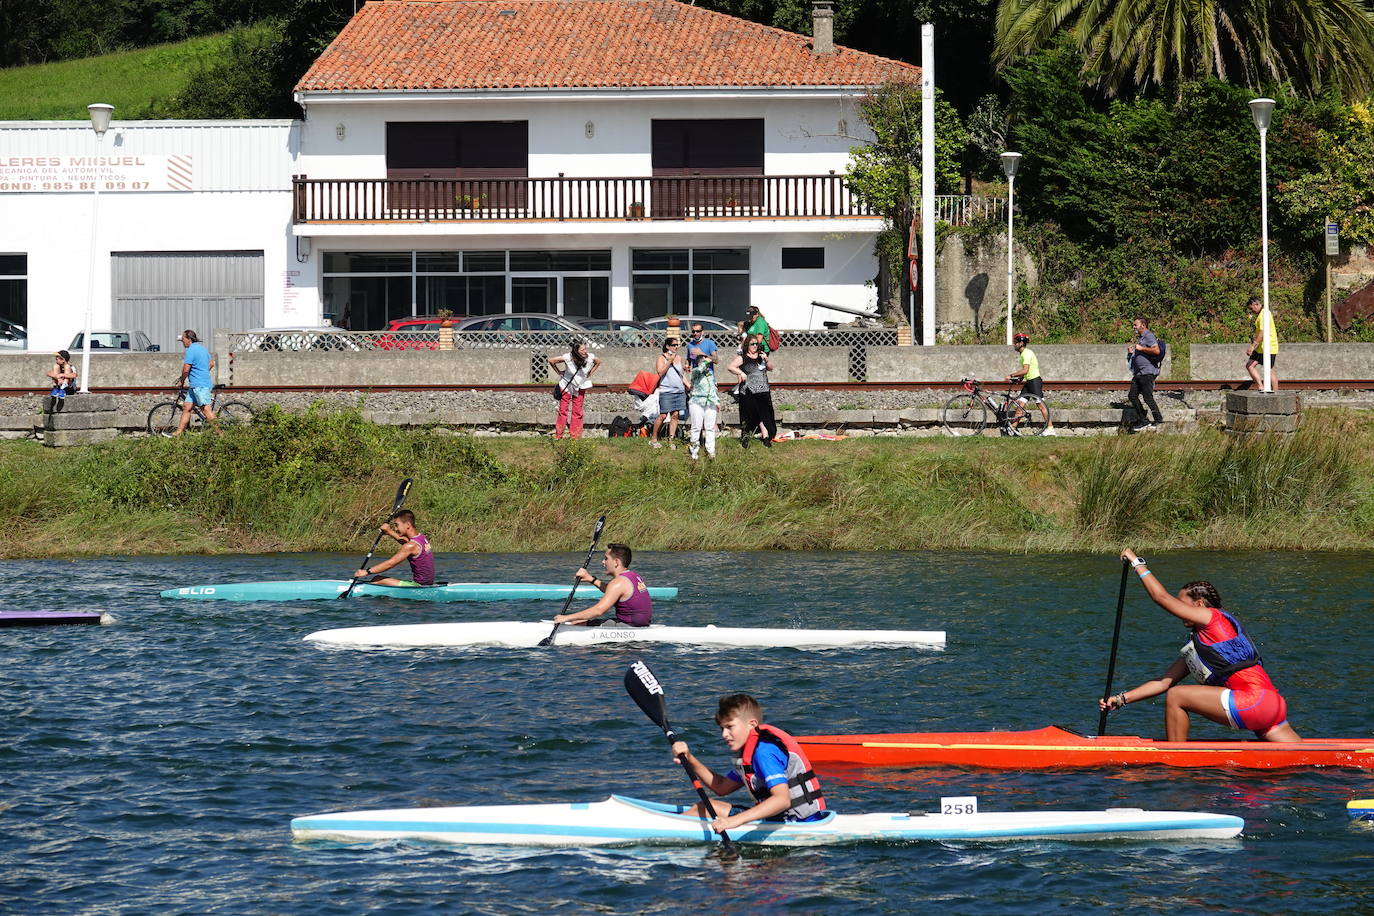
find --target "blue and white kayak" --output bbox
[304,621,946,650]
[160,580,679,603]
[290,794,1243,846]
[1350,799,1374,822]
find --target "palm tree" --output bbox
[994,0,1374,98]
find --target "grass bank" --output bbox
[2,405,1372,558]
[0,30,255,120]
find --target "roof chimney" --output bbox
[811,0,834,55]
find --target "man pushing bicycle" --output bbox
[174,329,218,436]
[1006,333,1057,436]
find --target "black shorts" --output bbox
[1019,377,1044,401]
[1247,353,1277,367]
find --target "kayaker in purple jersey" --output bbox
[552,543,652,627]
[354,510,436,586]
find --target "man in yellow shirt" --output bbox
[1006,333,1056,435]
[1245,296,1279,391]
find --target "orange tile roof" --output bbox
[297,0,918,92]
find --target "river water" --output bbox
[5,550,1372,914]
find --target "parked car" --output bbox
[454,312,597,349]
[641,315,737,334]
[572,317,657,347]
[0,316,25,351]
[69,330,160,352]
[237,326,361,352]
[376,315,463,351]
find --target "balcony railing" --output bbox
[934,194,1007,226]
[292,175,874,223]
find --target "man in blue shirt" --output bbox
[1126,316,1164,432]
[174,329,218,435]
[685,321,717,370]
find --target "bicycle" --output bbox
[146,385,253,436]
[941,377,1049,437]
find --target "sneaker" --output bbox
[1043,427,1058,436]
[740,432,749,449]
[761,437,772,448]
[1143,423,1160,432]
[652,441,662,449]
[669,441,677,450]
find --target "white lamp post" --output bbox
[1001,152,1022,346]
[1249,97,1275,392]
[79,103,113,393]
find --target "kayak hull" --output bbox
[160,580,678,603]
[1350,799,1374,822]
[0,610,108,627]
[797,726,1374,770]
[290,794,1242,847]
[303,621,946,650]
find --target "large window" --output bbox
[651,120,764,175]
[386,122,529,179]
[322,249,612,329]
[0,254,26,347]
[631,248,749,321]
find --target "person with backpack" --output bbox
[737,305,780,354]
[1127,316,1165,432]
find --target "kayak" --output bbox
[303,621,946,650]
[796,725,1374,770]
[0,610,109,627]
[290,794,1243,846]
[159,580,679,603]
[1350,799,1374,822]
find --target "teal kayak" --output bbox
[160,580,679,603]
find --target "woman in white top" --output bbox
[549,340,600,439]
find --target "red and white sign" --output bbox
[0,154,194,192]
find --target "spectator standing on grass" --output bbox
[652,337,686,449]
[1245,296,1279,391]
[686,325,720,461]
[1127,317,1165,432]
[728,334,776,447]
[549,340,600,440]
[174,329,217,436]
[1006,333,1056,435]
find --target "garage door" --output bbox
[112,251,265,352]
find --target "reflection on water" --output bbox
[3,550,1373,914]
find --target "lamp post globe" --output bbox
[1001,152,1021,346]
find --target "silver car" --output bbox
[69,330,160,352]
[0,316,25,351]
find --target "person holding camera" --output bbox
[1127,316,1164,432]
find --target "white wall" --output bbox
[298,92,868,179]
[0,121,299,350]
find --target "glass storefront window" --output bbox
[463,251,507,272]
[631,248,749,320]
[563,277,610,318]
[0,254,26,333]
[323,275,412,330]
[692,248,749,271]
[415,252,462,273]
[631,249,689,271]
[509,250,611,272]
[323,252,412,273]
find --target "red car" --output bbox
[376,316,463,350]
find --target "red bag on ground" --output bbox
[629,369,660,397]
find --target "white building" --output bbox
[0,0,916,352]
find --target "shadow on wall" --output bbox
[965,273,989,334]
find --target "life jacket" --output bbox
[1179,608,1262,686]
[735,724,826,821]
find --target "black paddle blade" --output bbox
[591,514,606,543]
[624,660,672,734]
[391,478,413,514]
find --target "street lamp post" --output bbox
[1249,98,1275,393]
[79,103,113,394]
[1001,152,1022,346]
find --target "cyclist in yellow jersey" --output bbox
[1006,333,1056,435]
[1244,296,1279,390]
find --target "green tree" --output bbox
[994,0,1374,99]
[846,81,967,327]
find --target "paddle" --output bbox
[339,478,413,599]
[1096,557,1132,736]
[624,659,737,853]
[536,515,607,647]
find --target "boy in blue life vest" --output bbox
[671,693,826,833]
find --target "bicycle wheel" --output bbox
[941,394,989,436]
[1011,398,1047,436]
[146,402,180,437]
[216,401,254,428]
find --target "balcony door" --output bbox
[386,121,528,212]
[650,119,764,217]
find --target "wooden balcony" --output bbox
[292,175,873,224]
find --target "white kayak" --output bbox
[290,794,1243,846]
[303,621,946,650]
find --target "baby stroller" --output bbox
[625,370,661,437]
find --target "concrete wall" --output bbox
[868,344,1169,383]
[1191,343,1374,380]
[0,352,188,388]
[934,232,1037,338]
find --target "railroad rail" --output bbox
[3,380,1373,397]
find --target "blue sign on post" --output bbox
[1326,221,1340,256]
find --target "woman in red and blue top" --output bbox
[1099,548,1301,743]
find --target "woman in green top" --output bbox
[737,306,772,353]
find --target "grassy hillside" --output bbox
[0,29,257,121]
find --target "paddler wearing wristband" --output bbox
[1100,548,1301,743]
[671,693,827,833]
[353,510,435,586]
[552,543,652,627]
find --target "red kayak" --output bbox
[797,725,1374,770]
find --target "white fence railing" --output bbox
[934,195,1007,226]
